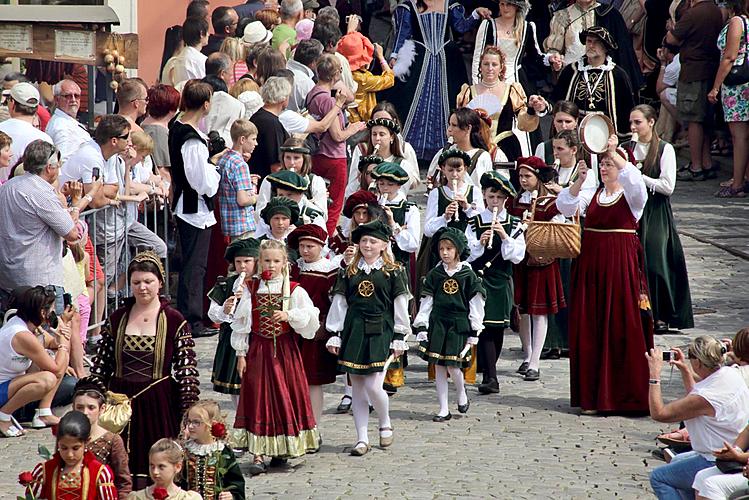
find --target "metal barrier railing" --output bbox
[81,198,171,333]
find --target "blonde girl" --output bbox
[127,439,200,499]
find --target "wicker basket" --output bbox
[524,195,581,260]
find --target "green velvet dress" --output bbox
[207,274,243,395]
[417,264,485,367]
[333,265,410,374]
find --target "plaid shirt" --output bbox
[218,149,256,236]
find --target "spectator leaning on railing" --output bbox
[0,140,80,310]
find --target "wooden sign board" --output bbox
[0,24,138,68]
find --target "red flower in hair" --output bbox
[152,487,170,500]
[18,471,34,486]
[211,422,227,439]
[474,108,493,128]
[260,270,273,281]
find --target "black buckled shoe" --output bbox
[523,368,540,381]
[457,400,470,414]
[432,413,452,422]
[516,361,530,375]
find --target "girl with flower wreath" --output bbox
[25,411,118,500]
[181,400,244,500]
[231,239,321,475]
[127,439,200,500]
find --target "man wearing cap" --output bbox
[264,170,326,231]
[0,83,53,182]
[466,170,526,394]
[45,79,90,165]
[202,6,240,57]
[550,26,636,140]
[544,0,643,90]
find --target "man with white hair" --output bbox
[273,0,304,57]
[0,83,53,181]
[45,80,90,164]
[249,77,292,180]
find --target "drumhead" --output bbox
[579,113,615,154]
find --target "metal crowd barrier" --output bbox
[81,198,171,333]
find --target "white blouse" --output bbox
[465,208,526,264]
[325,257,412,338]
[556,163,648,221]
[424,182,485,237]
[413,262,485,333]
[230,276,320,356]
[345,139,420,199]
[380,192,421,254]
[426,147,493,187]
[631,140,677,196]
[256,174,329,222]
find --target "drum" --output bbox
[578,113,615,154]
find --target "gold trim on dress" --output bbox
[210,375,242,390]
[245,428,320,458]
[596,191,624,206]
[418,344,472,363]
[338,359,387,370]
[152,312,169,378]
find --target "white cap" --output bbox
[243,21,273,44]
[10,82,40,107]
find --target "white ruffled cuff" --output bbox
[466,336,479,346]
[416,331,428,342]
[326,335,341,349]
[390,340,409,352]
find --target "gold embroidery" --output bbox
[153,313,171,378]
[357,280,375,297]
[256,293,284,338]
[442,279,459,295]
[123,335,156,352]
[338,359,387,370]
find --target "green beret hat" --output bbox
[260,196,300,225]
[371,161,409,185]
[267,170,309,192]
[224,237,261,262]
[480,170,517,198]
[433,227,470,262]
[351,219,393,244]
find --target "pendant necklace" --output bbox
[583,68,606,109]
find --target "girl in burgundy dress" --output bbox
[508,156,566,382]
[556,136,653,414]
[231,239,320,475]
[288,224,340,431]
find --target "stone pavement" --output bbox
[1,168,749,499]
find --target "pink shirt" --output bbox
[307,85,345,159]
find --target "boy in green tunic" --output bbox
[466,171,526,394]
[325,220,411,456]
[414,227,486,422]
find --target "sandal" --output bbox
[657,428,690,446]
[336,395,352,414]
[31,408,58,429]
[715,185,746,198]
[350,441,371,456]
[0,413,25,438]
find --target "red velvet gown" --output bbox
[569,191,654,412]
[509,194,566,315]
[234,279,320,458]
[30,451,118,500]
[291,261,340,385]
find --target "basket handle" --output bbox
[529,194,579,225]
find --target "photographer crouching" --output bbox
[647,336,749,499]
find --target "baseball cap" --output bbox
[10,82,40,107]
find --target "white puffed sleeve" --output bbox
[619,162,648,221]
[642,142,676,196]
[207,299,232,324]
[394,204,421,253]
[287,285,320,339]
[310,175,329,218]
[393,294,412,337]
[423,189,447,237]
[470,151,493,186]
[556,185,595,217]
[501,231,526,264]
[466,224,485,263]
[465,185,485,218]
[255,179,272,224]
[413,295,433,329]
[399,158,421,195]
[229,286,253,356]
[468,293,486,332]
[325,293,348,333]
[345,146,363,199]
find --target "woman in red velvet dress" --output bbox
[508,156,566,382]
[556,137,654,414]
[91,252,200,489]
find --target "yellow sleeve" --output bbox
[510,83,539,133]
[354,69,395,92]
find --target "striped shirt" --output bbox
[0,173,74,291]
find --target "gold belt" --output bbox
[584,228,636,234]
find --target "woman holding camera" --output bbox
[647,337,749,499]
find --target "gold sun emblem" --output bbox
[358,280,375,297]
[443,279,459,295]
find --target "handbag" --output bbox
[524,196,581,260]
[98,377,170,434]
[725,16,749,86]
[715,458,745,474]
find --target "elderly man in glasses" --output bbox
[45,79,91,164]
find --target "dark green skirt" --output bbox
[417,320,471,368]
[211,326,242,395]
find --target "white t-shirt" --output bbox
[0,316,33,383]
[45,109,91,164]
[279,110,310,135]
[662,54,680,89]
[0,118,53,181]
[59,140,110,185]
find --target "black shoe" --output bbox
[457,400,470,414]
[336,395,352,414]
[248,461,267,476]
[383,383,397,395]
[560,349,570,358]
[540,348,561,360]
[269,457,288,468]
[524,369,540,381]
[478,380,500,394]
[516,361,530,374]
[432,413,452,422]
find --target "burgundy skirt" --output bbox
[513,259,566,315]
[298,336,339,385]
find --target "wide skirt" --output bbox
[110,376,179,490]
[569,232,654,412]
[235,333,320,458]
[211,326,241,395]
[639,196,694,329]
[298,336,339,386]
[513,260,566,315]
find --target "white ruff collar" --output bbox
[183,439,224,456]
[577,56,615,73]
[297,257,338,272]
[358,257,384,273]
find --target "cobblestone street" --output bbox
[1,173,748,499]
